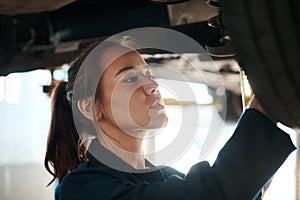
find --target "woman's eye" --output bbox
[124,76,138,83]
[149,75,156,80]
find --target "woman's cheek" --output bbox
[129,92,150,127]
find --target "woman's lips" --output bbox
[150,99,165,110]
[150,103,165,110]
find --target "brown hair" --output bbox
[44,37,138,185]
[44,41,99,185]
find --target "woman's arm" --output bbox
[58,109,296,200]
[212,108,296,199]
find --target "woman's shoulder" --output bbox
[159,165,185,179]
[62,161,122,184]
[55,161,125,199]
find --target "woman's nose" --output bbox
[143,80,159,95]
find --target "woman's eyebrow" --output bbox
[115,66,136,77]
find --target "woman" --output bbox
[44,38,295,200]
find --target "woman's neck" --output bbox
[97,128,147,170]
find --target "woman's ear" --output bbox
[77,97,95,121]
[94,101,104,122]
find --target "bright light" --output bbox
[5,73,22,104]
[277,122,296,135]
[53,69,67,81]
[34,70,52,86]
[157,78,213,105]
[190,82,213,104]
[0,76,4,102]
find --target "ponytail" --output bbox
[44,81,87,186]
[44,38,133,186]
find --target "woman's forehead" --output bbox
[101,47,146,75]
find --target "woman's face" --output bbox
[97,46,168,133]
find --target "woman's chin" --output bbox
[146,114,168,129]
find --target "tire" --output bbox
[221,0,300,128]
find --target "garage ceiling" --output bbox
[0,0,240,97]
